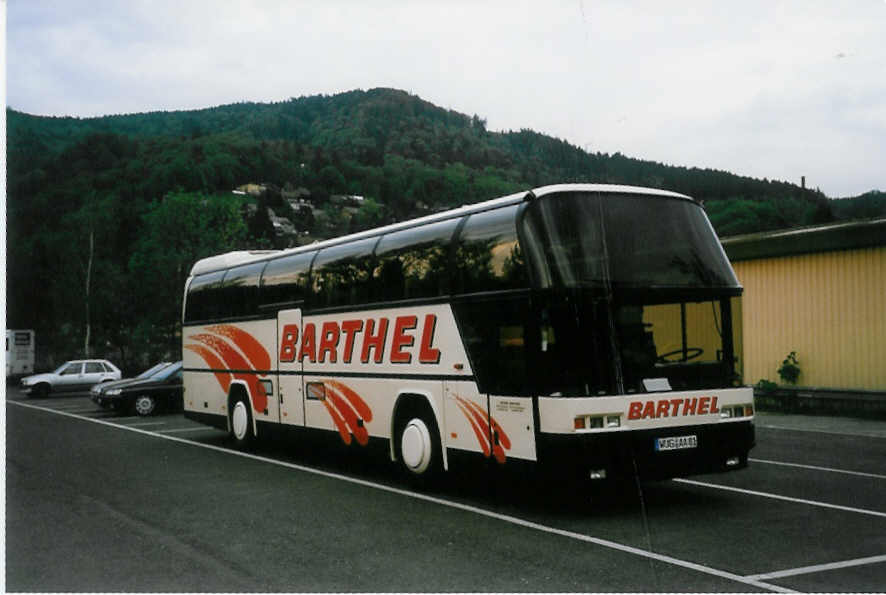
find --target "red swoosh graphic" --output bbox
[184,344,232,393]
[460,399,502,462]
[189,333,268,413]
[455,396,510,463]
[464,398,512,450]
[325,380,373,422]
[206,324,271,371]
[322,399,352,445]
[326,385,370,446]
[455,398,491,457]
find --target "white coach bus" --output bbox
[182,184,754,481]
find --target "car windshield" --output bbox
[138,362,171,379]
[151,362,182,380]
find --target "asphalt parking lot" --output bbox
[6,388,886,592]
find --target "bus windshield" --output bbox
[521,192,740,290]
[523,192,742,395]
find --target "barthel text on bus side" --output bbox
[279,313,442,365]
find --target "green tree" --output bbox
[129,192,248,355]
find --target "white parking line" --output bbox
[746,553,886,580]
[156,427,220,433]
[750,458,886,480]
[8,400,793,593]
[674,478,886,518]
[757,424,886,439]
[51,408,106,415]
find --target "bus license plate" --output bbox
[655,434,697,451]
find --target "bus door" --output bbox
[444,380,493,461]
[444,381,537,465]
[277,308,305,426]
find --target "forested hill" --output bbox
[8,87,841,229]
[5,87,880,368]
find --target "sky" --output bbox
[6,0,886,197]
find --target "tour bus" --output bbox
[182,184,754,481]
[6,330,35,380]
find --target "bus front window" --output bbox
[533,295,615,397]
[522,190,744,396]
[616,298,741,392]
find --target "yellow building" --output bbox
[721,219,886,393]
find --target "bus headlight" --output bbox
[574,415,621,431]
[721,404,753,419]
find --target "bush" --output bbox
[778,351,801,384]
[755,379,778,394]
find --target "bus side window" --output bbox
[454,205,527,295]
[219,261,265,319]
[184,270,226,323]
[311,238,378,309]
[374,218,459,302]
[452,296,530,396]
[260,251,315,308]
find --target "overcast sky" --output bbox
[6,0,885,197]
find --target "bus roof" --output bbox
[532,183,691,201]
[189,184,695,277]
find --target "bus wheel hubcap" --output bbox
[232,401,249,440]
[401,419,432,474]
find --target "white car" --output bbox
[20,359,122,397]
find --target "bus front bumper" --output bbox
[537,420,755,481]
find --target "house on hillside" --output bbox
[236,183,267,196]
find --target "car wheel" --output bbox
[229,396,254,447]
[134,395,157,417]
[394,403,442,481]
[33,383,50,398]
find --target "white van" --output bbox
[6,330,35,379]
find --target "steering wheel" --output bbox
[656,347,704,363]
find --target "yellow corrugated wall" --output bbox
[733,246,886,390]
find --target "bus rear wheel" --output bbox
[229,396,254,448]
[394,405,441,481]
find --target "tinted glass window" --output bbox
[453,296,530,395]
[219,262,265,319]
[184,270,226,323]
[312,238,378,308]
[454,205,527,294]
[521,193,604,289]
[522,192,739,289]
[534,295,614,396]
[374,218,459,301]
[260,251,315,307]
[84,362,103,373]
[615,297,740,392]
[602,196,738,288]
